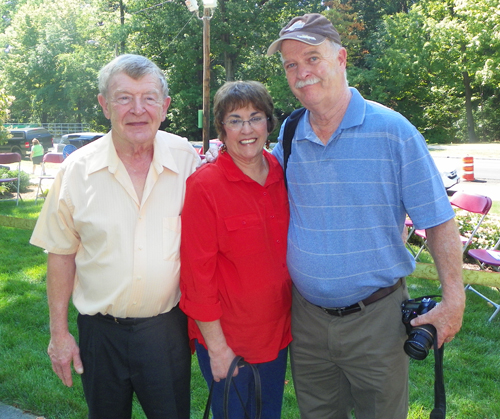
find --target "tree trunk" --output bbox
[224,53,234,81]
[461,42,477,143]
[120,0,125,54]
[462,70,477,143]
[219,0,235,81]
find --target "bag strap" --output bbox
[224,356,262,419]
[282,107,306,189]
[430,337,446,419]
[203,380,215,419]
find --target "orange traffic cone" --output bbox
[462,156,475,181]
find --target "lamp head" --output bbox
[185,0,198,12]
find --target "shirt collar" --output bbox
[296,87,366,143]
[217,149,284,186]
[340,87,366,129]
[85,131,180,176]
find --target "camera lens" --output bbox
[404,324,436,360]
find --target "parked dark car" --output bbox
[0,127,54,158]
[53,132,106,151]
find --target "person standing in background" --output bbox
[30,138,44,175]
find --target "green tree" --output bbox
[0,0,113,127]
[358,0,500,143]
[0,88,14,145]
[122,0,325,141]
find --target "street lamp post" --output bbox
[185,0,217,153]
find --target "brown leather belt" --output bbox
[320,278,403,317]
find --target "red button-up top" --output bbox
[180,150,292,363]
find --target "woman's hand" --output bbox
[195,319,239,382]
[208,345,238,382]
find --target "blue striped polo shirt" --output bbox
[273,88,454,308]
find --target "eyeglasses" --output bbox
[222,116,269,131]
[111,95,162,107]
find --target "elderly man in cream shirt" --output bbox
[30,54,200,419]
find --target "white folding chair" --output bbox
[0,152,22,205]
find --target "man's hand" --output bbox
[410,297,464,348]
[412,218,466,348]
[48,332,84,387]
[204,144,219,163]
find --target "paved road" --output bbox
[0,403,42,419]
[429,145,500,201]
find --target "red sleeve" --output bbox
[180,168,223,321]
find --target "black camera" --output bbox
[401,296,438,360]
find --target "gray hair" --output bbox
[98,54,169,99]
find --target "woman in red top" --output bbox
[180,81,291,419]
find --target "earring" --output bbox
[220,143,227,154]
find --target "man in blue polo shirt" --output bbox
[267,13,465,419]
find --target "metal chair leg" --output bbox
[465,284,500,322]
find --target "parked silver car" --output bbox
[53,132,106,151]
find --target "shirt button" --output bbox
[276,240,281,244]
[137,276,142,281]
[263,192,267,196]
[270,215,275,219]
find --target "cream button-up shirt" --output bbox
[30,131,200,318]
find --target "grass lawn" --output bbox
[491,200,500,216]
[1,200,500,418]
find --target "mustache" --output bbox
[295,77,321,89]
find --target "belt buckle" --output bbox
[322,304,361,317]
[322,306,347,317]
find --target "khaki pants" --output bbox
[290,283,410,419]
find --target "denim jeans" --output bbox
[195,340,288,419]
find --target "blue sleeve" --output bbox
[399,130,455,230]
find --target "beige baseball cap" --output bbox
[267,13,342,56]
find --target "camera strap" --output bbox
[430,336,446,419]
[282,107,306,190]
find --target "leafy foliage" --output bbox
[0,89,13,145]
[455,210,500,254]
[356,0,500,143]
[0,0,113,127]
[0,168,30,193]
[0,0,500,143]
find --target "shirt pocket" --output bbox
[163,216,181,261]
[223,213,264,257]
